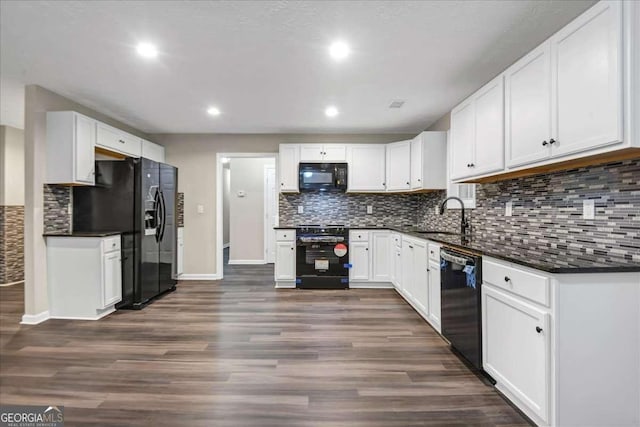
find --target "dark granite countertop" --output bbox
[275,225,640,274]
[43,231,121,238]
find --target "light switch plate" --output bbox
[197,204,204,214]
[583,199,595,220]
[367,205,373,214]
[434,206,439,215]
[298,205,304,214]
[505,201,513,217]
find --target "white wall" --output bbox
[222,165,230,246]
[228,157,275,262]
[152,133,414,277]
[0,125,25,206]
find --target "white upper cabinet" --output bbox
[450,100,476,180]
[550,0,623,157]
[300,144,346,162]
[141,139,166,163]
[450,75,505,181]
[506,43,553,168]
[278,144,300,192]
[46,111,96,185]
[385,140,411,191]
[473,76,505,176]
[96,122,142,158]
[346,144,386,192]
[410,132,447,190]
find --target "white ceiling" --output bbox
[0,0,596,133]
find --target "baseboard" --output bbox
[228,260,266,265]
[21,310,50,325]
[49,307,115,321]
[178,273,222,281]
[349,281,394,289]
[275,281,296,289]
[223,243,230,249]
[0,280,24,287]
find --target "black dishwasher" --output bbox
[440,247,483,371]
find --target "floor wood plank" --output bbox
[0,255,530,426]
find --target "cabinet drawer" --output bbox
[276,229,295,241]
[349,231,369,242]
[483,259,550,307]
[428,243,441,262]
[96,123,141,157]
[102,236,121,253]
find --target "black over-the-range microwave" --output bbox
[299,163,348,192]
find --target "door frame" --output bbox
[216,152,278,279]
[263,164,278,264]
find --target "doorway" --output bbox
[216,153,278,277]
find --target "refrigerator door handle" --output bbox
[155,189,163,242]
[159,191,167,241]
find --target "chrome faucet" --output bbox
[439,197,470,236]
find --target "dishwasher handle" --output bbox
[441,251,471,266]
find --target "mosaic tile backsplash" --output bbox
[0,206,24,284]
[177,192,184,228]
[43,184,72,234]
[280,159,640,263]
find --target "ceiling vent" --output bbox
[389,100,405,109]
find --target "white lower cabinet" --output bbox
[349,241,370,281]
[371,231,391,282]
[274,231,296,286]
[481,256,640,427]
[427,243,442,333]
[46,234,122,320]
[176,227,184,277]
[483,285,550,423]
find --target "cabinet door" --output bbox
[410,136,423,189]
[275,242,295,280]
[401,240,414,300]
[346,145,386,192]
[386,140,411,191]
[482,285,550,423]
[473,76,505,176]
[450,100,475,180]
[278,144,300,192]
[505,43,553,168]
[412,241,428,314]
[393,247,402,290]
[299,144,324,162]
[371,232,391,282]
[96,123,141,157]
[551,0,622,159]
[428,259,441,332]
[322,144,347,161]
[349,241,370,281]
[74,114,96,185]
[177,238,184,276]
[102,251,122,308]
[142,139,166,163]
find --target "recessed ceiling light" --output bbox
[136,42,158,59]
[329,41,350,61]
[325,106,339,118]
[207,107,221,116]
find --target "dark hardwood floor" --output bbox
[0,253,530,426]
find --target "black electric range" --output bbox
[295,225,349,289]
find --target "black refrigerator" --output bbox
[73,157,178,309]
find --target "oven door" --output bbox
[299,163,347,192]
[296,241,349,289]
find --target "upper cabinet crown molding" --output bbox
[455,0,639,183]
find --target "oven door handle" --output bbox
[441,251,470,266]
